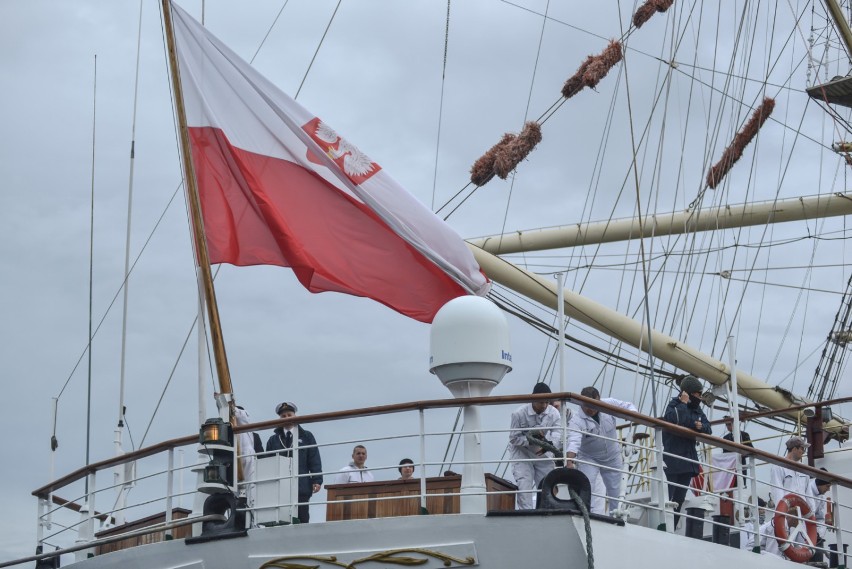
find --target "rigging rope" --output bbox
[429,0,452,211]
[249,0,291,64]
[295,0,342,99]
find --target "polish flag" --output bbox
[170,3,489,322]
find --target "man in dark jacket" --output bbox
[265,401,323,523]
[662,375,712,530]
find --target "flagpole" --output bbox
[161,0,233,396]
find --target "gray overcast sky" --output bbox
[1,0,849,562]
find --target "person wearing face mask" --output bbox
[662,375,712,530]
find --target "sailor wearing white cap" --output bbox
[769,436,811,506]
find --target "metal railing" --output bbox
[20,392,852,568]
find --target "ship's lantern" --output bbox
[203,463,228,485]
[199,418,232,446]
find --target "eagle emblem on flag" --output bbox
[303,117,381,185]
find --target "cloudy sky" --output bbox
[1,0,849,562]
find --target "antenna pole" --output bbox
[161,0,233,395]
[85,54,97,495]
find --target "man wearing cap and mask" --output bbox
[806,470,832,543]
[769,436,811,506]
[266,402,323,523]
[508,382,562,509]
[662,375,712,530]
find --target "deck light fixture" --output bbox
[203,463,229,486]
[200,418,232,446]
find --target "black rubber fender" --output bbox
[536,467,591,512]
[197,493,247,537]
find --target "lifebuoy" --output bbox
[773,493,818,563]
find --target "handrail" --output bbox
[32,391,852,497]
[736,395,852,422]
[50,495,115,525]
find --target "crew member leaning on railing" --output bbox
[564,386,637,515]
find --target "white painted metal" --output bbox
[419,409,427,512]
[431,296,511,514]
[460,405,486,514]
[165,449,174,538]
[254,454,295,525]
[429,296,512,394]
[726,336,743,528]
[557,273,568,453]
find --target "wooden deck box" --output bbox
[325,474,516,521]
[94,508,192,554]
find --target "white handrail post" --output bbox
[88,471,97,535]
[556,273,567,455]
[749,456,760,553]
[291,431,300,523]
[653,426,668,531]
[36,497,46,550]
[833,483,845,567]
[75,472,97,562]
[726,335,744,528]
[178,448,185,509]
[166,448,175,539]
[113,426,125,526]
[419,409,427,514]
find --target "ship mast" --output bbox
[160,0,233,397]
[822,0,852,60]
[470,245,848,437]
[470,192,852,254]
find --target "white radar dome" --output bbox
[429,296,512,398]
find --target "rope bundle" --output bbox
[706,97,775,189]
[469,122,542,186]
[633,0,675,29]
[562,41,623,99]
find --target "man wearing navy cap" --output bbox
[266,401,323,523]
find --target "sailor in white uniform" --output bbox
[508,382,561,509]
[805,474,832,539]
[564,386,637,514]
[233,405,258,508]
[769,436,810,505]
[740,497,767,550]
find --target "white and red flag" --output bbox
[170,3,488,322]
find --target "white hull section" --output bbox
[67,512,800,569]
